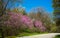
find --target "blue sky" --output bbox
[20,0,53,13]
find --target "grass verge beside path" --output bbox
[16,32,48,37]
[54,35,60,38]
[5,32,48,38]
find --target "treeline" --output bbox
[0,0,58,37]
[0,7,57,37]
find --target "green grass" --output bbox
[4,32,48,38]
[5,36,16,38]
[5,32,40,38]
[17,32,39,37]
[54,35,60,38]
[16,32,48,37]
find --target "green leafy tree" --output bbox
[11,7,27,15]
[53,0,60,32]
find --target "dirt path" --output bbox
[17,33,60,38]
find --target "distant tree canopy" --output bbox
[11,7,27,15]
[0,0,22,16]
[28,7,52,32]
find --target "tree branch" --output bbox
[3,0,10,11]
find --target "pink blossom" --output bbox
[34,20,46,31]
[20,15,33,29]
[3,12,46,32]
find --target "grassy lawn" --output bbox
[5,36,16,38]
[5,32,48,38]
[16,32,48,37]
[17,32,39,37]
[54,35,60,38]
[5,33,40,38]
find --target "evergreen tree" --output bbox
[53,0,60,32]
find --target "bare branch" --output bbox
[3,0,10,11]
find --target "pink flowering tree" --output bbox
[33,20,46,32]
[0,11,46,36]
[1,12,34,36]
[1,12,25,36]
[20,15,35,32]
[1,12,24,36]
[20,15,34,29]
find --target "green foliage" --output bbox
[11,8,27,15]
[54,35,60,38]
[53,0,60,32]
[16,32,48,37]
[50,24,57,32]
[5,36,16,38]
